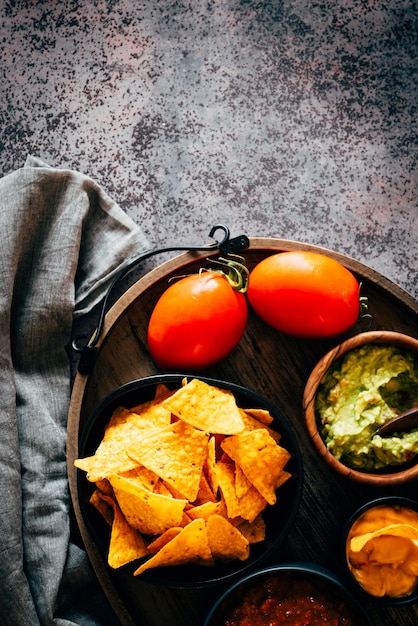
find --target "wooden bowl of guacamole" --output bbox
[303,331,418,485]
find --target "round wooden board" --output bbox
[67,238,418,626]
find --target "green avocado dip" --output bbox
[315,344,418,471]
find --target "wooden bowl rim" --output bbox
[303,331,418,485]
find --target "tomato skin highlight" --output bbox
[247,251,360,339]
[147,271,248,371]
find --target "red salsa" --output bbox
[219,574,359,626]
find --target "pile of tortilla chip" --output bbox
[75,378,292,576]
[347,505,418,598]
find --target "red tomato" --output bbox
[147,271,248,371]
[247,251,360,338]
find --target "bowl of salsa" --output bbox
[203,562,373,625]
[303,331,418,486]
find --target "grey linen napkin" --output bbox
[0,156,149,625]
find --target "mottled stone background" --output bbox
[1,0,417,297]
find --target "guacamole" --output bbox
[315,344,418,470]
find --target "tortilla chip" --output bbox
[244,408,274,426]
[153,383,174,399]
[187,501,223,521]
[236,515,266,544]
[74,437,138,482]
[153,480,174,497]
[133,518,213,575]
[147,528,183,554]
[127,396,172,430]
[206,514,249,562]
[239,409,281,442]
[98,493,149,568]
[235,463,252,499]
[195,472,217,505]
[221,429,290,505]
[216,460,267,522]
[102,406,134,437]
[95,478,114,497]
[118,465,160,492]
[75,406,168,483]
[127,420,209,502]
[275,470,292,489]
[89,489,114,526]
[103,400,170,440]
[163,379,245,434]
[204,435,219,495]
[109,474,188,535]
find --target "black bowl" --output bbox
[203,562,373,625]
[342,496,418,606]
[77,374,303,589]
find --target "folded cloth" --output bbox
[0,156,150,626]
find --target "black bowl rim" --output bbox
[77,373,304,589]
[203,561,374,626]
[341,495,418,606]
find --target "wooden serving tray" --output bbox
[67,238,418,626]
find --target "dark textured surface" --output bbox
[1,0,417,299]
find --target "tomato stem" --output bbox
[206,255,249,293]
[360,296,369,317]
[359,284,373,328]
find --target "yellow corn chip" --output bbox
[187,501,222,521]
[147,527,183,554]
[235,463,252,499]
[97,493,149,568]
[109,474,188,535]
[103,401,170,442]
[95,478,114,497]
[89,489,114,526]
[74,437,138,482]
[195,472,217,505]
[127,420,209,502]
[204,435,219,495]
[221,429,290,505]
[153,383,174,399]
[244,408,274,426]
[216,460,267,522]
[118,465,160,492]
[153,480,174,497]
[239,409,281,442]
[236,515,266,544]
[102,406,134,437]
[275,470,292,489]
[133,518,213,575]
[206,514,250,562]
[163,379,245,434]
[127,397,172,430]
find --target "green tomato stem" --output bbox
[206,255,249,293]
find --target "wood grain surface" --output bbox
[67,238,418,626]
